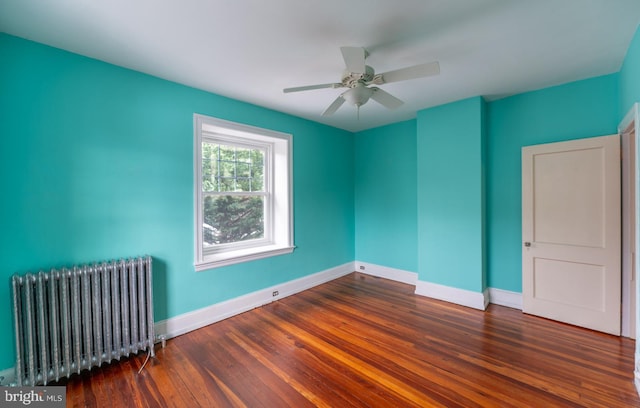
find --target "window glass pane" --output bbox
[236,162,250,179]
[219,177,236,192]
[250,149,264,191]
[237,178,251,192]
[202,142,264,193]
[203,195,265,245]
[202,143,218,192]
[236,147,251,162]
[251,166,263,191]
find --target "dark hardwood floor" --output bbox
[61,272,640,407]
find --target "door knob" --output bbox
[524,242,531,247]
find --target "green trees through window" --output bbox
[202,142,266,245]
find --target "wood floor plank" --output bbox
[59,272,640,407]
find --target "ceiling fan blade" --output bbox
[379,61,440,84]
[340,46,366,74]
[283,83,343,93]
[370,87,404,109]
[322,95,346,116]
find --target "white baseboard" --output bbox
[415,280,488,310]
[154,261,355,340]
[355,261,417,285]
[354,262,523,311]
[488,288,523,310]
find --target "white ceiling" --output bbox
[1,0,640,132]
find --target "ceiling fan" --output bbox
[283,46,440,116]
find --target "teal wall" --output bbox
[354,120,417,272]
[2,25,638,374]
[486,74,620,291]
[620,25,640,116]
[0,34,354,371]
[417,97,486,292]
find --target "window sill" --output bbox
[195,244,295,271]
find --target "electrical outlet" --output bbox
[272,290,279,297]
[359,265,365,270]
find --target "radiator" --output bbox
[11,256,155,386]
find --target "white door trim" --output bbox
[618,103,640,395]
[620,103,639,339]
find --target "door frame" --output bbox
[619,102,639,340]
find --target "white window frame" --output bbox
[194,114,294,270]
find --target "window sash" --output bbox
[201,140,266,193]
[202,191,271,254]
[200,135,275,254]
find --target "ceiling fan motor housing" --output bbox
[342,65,375,87]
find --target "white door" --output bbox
[522,134,621,335]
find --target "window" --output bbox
[194,114,294,270]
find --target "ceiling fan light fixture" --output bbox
[342,84,374,107]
